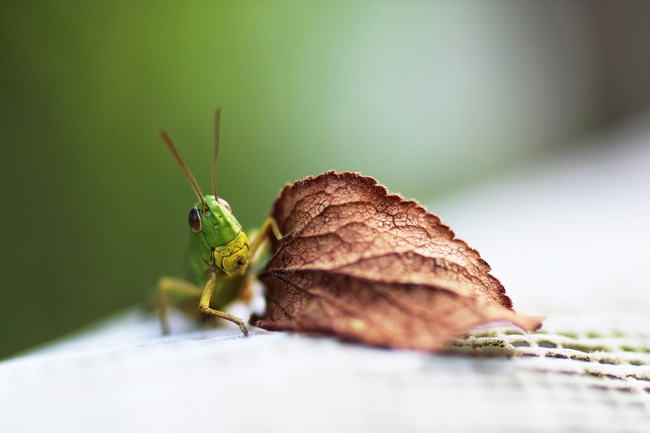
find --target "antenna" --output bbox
[158,129,207,210]
[212,106,221,200]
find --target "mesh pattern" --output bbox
[453,325,650,399]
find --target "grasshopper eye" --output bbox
[188,207,202,233]
[218,198,231,213]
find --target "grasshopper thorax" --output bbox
[189,195,250,275]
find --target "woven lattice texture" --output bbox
[454,323,650,400]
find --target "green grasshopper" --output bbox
[157,108,282,336]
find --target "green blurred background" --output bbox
[1,1,649,359]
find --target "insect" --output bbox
[156,107,282,336]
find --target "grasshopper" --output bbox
[157,108,282,336]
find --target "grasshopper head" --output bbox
[160,108,249,275]
[188,195,250,275]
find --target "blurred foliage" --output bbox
[0,1,601,358]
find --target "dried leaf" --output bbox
[253,171,543,351]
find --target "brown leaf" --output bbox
[253,171,544,351]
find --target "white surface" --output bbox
[2,118,650,432]
[1,312,649,433]
[0,310,650,432]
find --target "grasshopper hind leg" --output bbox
[157,277,203,335]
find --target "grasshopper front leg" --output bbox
[248,216,283,260]
[232,217,283,306]
[157,274,249,336]
[198,273,249,336]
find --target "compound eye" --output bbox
[218,198,231,213]
[188,207,202,233]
